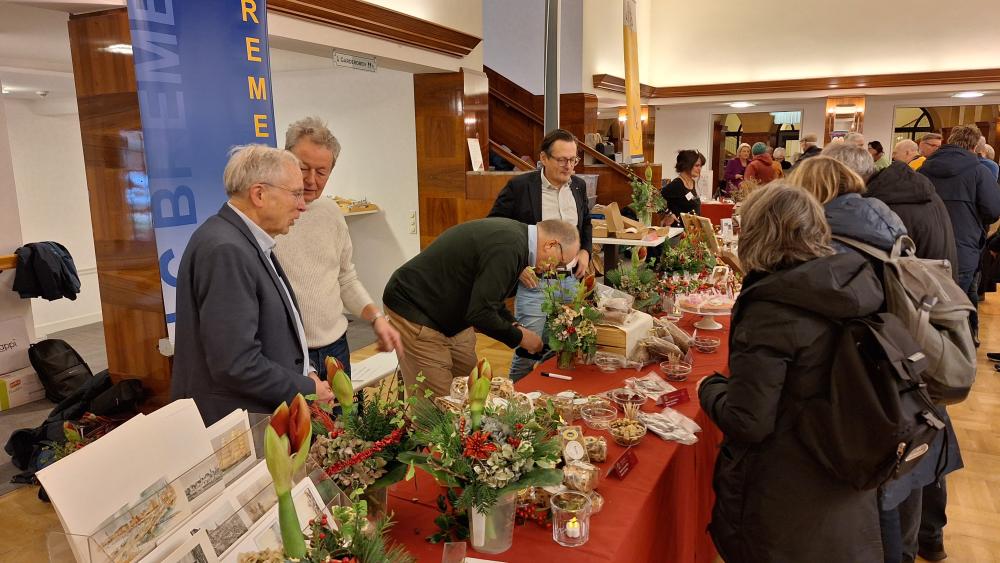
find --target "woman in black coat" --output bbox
[698,182,884,563]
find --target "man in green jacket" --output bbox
[383,217,580,397]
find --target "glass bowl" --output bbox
[581,406,617,430]
[609,388,646,410]
[594,355,620,373]
[608,418,647,447]
[659,361,693,382]
[693,336,721,353]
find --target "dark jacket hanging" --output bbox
[12,242,81,301]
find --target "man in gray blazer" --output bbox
[171,144,333,425]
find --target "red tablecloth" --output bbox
[387,315,727,562]
[699,201,734,226]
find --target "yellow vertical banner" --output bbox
[623,0,643,162]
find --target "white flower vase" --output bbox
[469,492,516,554]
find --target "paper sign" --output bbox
[467,138,485,171]
[609,448,638,480]
[656,388,690,408]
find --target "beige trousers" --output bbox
[385,306,478,398]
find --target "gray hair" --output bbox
[975,136,987,155]
[987,144,996,160]
[738,180,834,273]
[284,116,342,161]
[224,144,300,197]
[821,143,876,180]
[773,147,786,158]
[537,219,580,247]
[844,132,866,146]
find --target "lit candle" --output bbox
[565,516,581,539]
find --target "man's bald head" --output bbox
[892,139,919,163]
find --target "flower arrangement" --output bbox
[308,358,415,502]
[540,274,600,369]
[655,234,717,276]
[238,499,415,563]
[604,247,661,313]
[399,360,563,514]
[629,165,667,226]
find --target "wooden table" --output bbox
[387,314,726,563]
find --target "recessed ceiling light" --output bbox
[952,91,985,98]
[728,101,755,108]
[1,88,10,95]
[102,43,133,55]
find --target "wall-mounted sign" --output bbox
[334,51,377,73]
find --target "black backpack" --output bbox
[797,313,945,491]
[28,339,93,403]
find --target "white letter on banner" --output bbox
[133,32,181,83]
[138,90,186,129]
[131,0,174,24]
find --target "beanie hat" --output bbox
[751,142,768,156]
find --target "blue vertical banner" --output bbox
[126,0,277,340]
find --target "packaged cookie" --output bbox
[582,435,608,463]
[587,490,605,514]
[558,425,589,463]
[563,460,600,493]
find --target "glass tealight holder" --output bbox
[550,491,593,547]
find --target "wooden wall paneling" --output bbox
[488,98,541,160]
[711,121,726,196]
[68,8,173,408]
[268,0,481,58]
[594,68,1000,99]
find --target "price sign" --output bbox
[609,448,639,480]
[656,388,690,408]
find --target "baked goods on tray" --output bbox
[679,293,734,314]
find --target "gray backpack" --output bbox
[833,235,976,405]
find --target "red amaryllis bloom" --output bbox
[583,273,596,294]
[462,431,498,460]
[269,394,310,456]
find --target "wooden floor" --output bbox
[3,299,1000,562]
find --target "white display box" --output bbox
[0,366,45,411]
[0,317,31,375]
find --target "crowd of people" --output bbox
[699,124,1000,563]
[163,114,998,562]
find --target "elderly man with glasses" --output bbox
[273,117,402,383]
[172,144,334,425]
[487,129,593,380]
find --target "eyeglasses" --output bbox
[260,182,306,200]
[547,155,581,167]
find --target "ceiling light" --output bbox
[35,90,49,98]
[102,43,133,55]
[952,91,984,98]
[728,101,755,108]
[1,88,9,95]
[833,104,859,114]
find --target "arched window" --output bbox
[894,107,934,141]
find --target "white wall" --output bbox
[582,0,652,101]
[483,0,583,95]
[4,98,101,335]
[0,90,35,345]
[639,0,1000,87]
[271,55,420,309]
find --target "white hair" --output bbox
[773,147,786,158]
[224,144,300,197]
[844,132,866,145]
[821,143,876,180]
[284,116,342,161]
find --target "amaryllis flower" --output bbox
[463,431,498,460]
[265,394,312,558]
[326,356,355,417]
[637,247,648,261]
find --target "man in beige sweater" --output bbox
[274,117,402,378]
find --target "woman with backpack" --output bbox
[698,182,884,562]
[790,153,965,563]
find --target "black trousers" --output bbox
[919,478,948,548]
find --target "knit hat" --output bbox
[751,142,768,156]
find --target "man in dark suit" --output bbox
[488,129,593,379]
[171,144,333,425]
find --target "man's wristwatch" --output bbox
[370,311,386,325]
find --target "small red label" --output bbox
[609,448,638,480]
[656,388,690,407]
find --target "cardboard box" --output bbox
[0,367,45,411]
[0,317,31,375]
[596,310,654,359]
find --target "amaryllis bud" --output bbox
[583,274,596,294]
[637,247,648,261]
[288,394,310,453]
[332,369,355,417]
[468,375,491,431]
[324,356,345,381]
